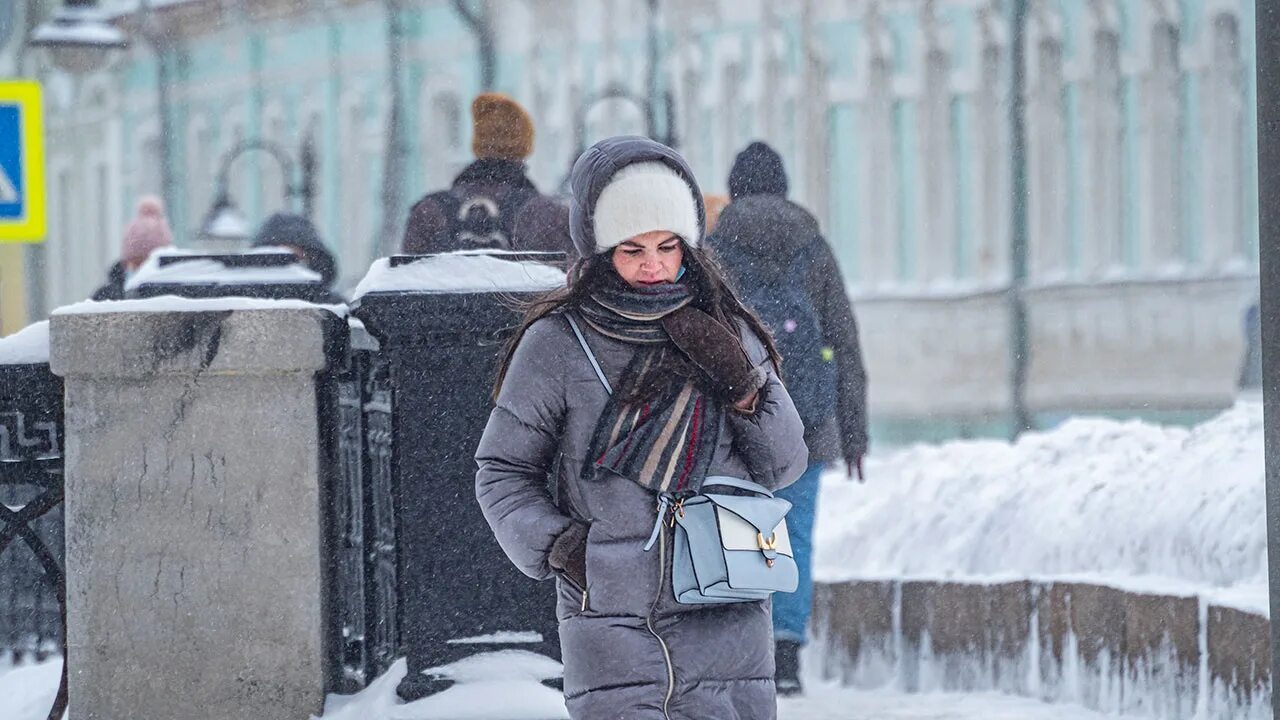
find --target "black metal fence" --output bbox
[325,321,400,693]
[0,361,68,720]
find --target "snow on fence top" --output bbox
[815,402,1267,608]
[125,249,322,292]
[352,253,566,299]
[54,296,347,317]
[0,321,50,366]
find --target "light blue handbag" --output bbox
[567,314,799,604]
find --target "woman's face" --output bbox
[611,231,684,288]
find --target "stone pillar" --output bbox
[50,308,338,720]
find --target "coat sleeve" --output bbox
[813,239,870,460]
[475,319,577,581]
[725,321,809,491]
[512,195,573,255]
[401,196,448,254]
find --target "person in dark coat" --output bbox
[250,212,345,304]
[707,140,870,696]
[475,136,808,719]
[92,196,173,301]
[401,93,572,256]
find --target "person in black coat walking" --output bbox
[401,93,571,256]
[250,212,345,304]
[707,140,870,696]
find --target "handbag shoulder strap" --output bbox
[565,313,613,396]
[700,475,775,498]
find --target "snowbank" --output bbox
[0,321,50,365]
[317,653,568,720]
[0,659,62,720]
[125,249,321,291]
[815,402,1267,609]
[54,296,346,317]
[352,254,566,299]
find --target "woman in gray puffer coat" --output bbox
[475,136,808,719]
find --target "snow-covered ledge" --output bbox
[812,577,1270,720]
[48,300,343,720]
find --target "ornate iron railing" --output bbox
[363,353,398,679]
[0,363,67,720]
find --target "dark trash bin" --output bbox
[350,251,567,700]
[125,251,342,304]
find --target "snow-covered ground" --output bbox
[0,660,61,720]
[0,657,1143,720]
[815,401,1267,613]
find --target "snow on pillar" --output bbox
[49,306,338,720]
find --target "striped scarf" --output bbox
[577,275,723,494]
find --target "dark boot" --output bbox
[775,639,803,697]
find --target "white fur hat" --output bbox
[591,161,701,254]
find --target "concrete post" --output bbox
[49,308,338,720]
[1255,5,1280,714]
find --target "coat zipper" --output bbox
[645,523,676,720]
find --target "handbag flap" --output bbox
[715,507,794,556]
[704,493,791,535]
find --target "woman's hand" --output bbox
[549,523,589,591]
[661,307,766,406]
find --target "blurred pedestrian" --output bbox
[704,193,729,233]
[402,93,571,256]
[476,136,808,718]
[92,196,173,301]
[251,212,345,303]
[707,140,870,697]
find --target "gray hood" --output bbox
[568,136,706,257]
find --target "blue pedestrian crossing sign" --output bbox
[0,81,46,242]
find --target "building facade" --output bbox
[12,0,1260,439]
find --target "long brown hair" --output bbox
[492,244,782,400]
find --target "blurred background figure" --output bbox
[91,196,173,301]
[251,212,344,303]
[703,193,729,234]
[401,93,570,256]
[708,140,869,697]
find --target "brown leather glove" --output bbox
[661,307,766,406]
[549,522,588,591]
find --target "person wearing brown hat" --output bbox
[401,93,571,256]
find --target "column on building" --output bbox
[854,5,900,291]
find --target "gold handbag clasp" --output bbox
[758,532,778,568]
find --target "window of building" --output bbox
[1088,30,1125,276]
[1145,21,1184,269]
[1205,13,1246,266]
[1028,36,1068,280]
[858,53,898,290]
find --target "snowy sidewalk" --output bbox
[1,659,1138,720]
[779,688,1136,719]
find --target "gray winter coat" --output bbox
[475,316,807,719]
[475,137,809,719]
